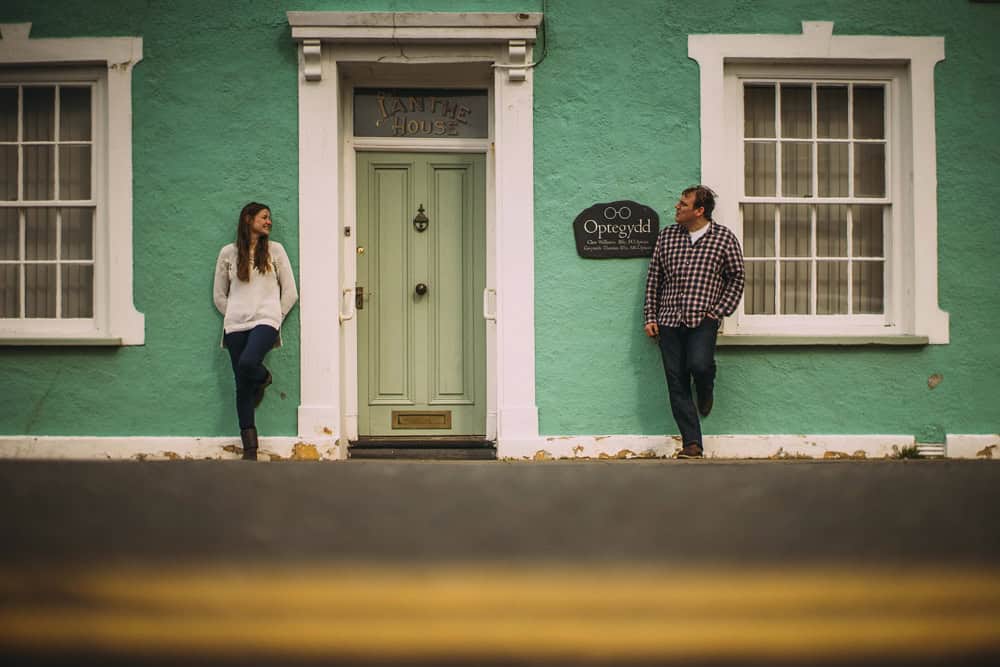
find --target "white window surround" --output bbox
[288,12,541,454]
[0,23,144,345]
[690,21,949,345]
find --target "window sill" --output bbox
[0,336,124,346]
[717,334,929,347]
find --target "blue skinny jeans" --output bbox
[223,325,278,430]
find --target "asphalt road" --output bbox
[1,459,998,666]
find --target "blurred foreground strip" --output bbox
[1,564,999,663]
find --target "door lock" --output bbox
[356,286,364,309]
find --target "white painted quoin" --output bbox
[287,12,542,457]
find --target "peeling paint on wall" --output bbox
[291,443,321,461]
[598,449,636,460]
[822,451,867,460]
[769,448,813,460]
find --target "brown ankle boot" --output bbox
[254,371,272,408]
[240,427,259,460]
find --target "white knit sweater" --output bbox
[213,241,298,344]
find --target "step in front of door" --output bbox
[348,439,497,461]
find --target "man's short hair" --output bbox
[682,185,717,220]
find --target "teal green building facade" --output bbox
[1,1,997,459]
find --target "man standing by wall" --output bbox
[643,186,745,458]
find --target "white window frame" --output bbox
[0,23,144,345]
[690,21,949,344]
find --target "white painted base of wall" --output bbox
[501,434,916,460]
[0,436,344,461]
[1,434,995,461]
[946,434,1000,459]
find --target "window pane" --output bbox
[59,146,91,200]
[744,85,775,138]
[61,208,94,260]
[0,87,16,141]
[59,87,92,141]
[0,208,17,259]
[816,205,847,257]
[781,260,811,314]
[780,84,811,139]
[816,261,848,314]
[854,144,885,197]
[0,264,19,317]
[745,142,776,196]
[779,204,810,257]
[23,87,55,142]
[817,86,848,139]
[0,146,16,200]
[25,208,57,260]
[781,143,812,197]
[61,264,93,318]
[23,145,55,200]
[853,261,884,314]
[742,203,775,257]
[852,205,884,257]
[745,260,775,315]
[853,85,885,139]
[25,263,56,317]
[817,143,849,197]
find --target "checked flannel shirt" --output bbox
[644,222,746,328]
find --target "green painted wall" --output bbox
[532,0,1000,441]
[1,0,997,441]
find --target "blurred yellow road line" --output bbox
[1,565,999,661]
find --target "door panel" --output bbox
[371,164,412,404]
[430,164,473,404]
[357,152,486,437]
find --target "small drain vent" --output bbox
[916,443,946,458]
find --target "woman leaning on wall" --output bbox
[213,202,298,460]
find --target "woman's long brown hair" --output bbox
[236,202,272,282]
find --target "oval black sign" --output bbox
[573,200,660,259]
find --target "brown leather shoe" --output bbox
[697,394,713,418]
[676,443,704,459]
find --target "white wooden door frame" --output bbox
[289,12,542,457]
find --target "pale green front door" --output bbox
[357,152,486,437]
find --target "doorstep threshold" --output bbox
[351,436,493,449]
[349,437,496,460]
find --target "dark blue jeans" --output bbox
[223,325,279,430]
[657,317,720,447]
